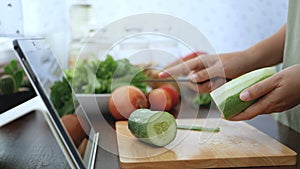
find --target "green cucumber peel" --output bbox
[177,125,220,133]
[210,67,276,119]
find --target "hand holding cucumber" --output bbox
[230,64,300,121]
[158,25,300,121]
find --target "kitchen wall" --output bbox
[2,0,288,68]
[91,0,288,52]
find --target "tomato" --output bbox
[148,88,172,111]
[160,85,180,107]
[61,114,87,147]
[109,85,148,120]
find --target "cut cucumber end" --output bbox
[146,112,177,147]
[128,109,177,147]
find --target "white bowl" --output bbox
[76,93,111,115]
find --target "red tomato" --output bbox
[109,85,148,120]
[148,88,172,111]
[160,85,180,107]
[61,114,87,147]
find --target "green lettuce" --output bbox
[193,93,212,106]
[50,55,148,117]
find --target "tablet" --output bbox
[13,38,99,169]
[0,57,36,127]
[0,96,39,127]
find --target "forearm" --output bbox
[244,24,286,70]
[220,25,286,78]
[160,25,286,85]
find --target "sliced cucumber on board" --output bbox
[210,67,276,119]
[128,109,177,147]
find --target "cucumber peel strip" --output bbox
[177,125,220,133]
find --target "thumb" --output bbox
[240,75,277,101]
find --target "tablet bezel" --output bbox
[0,96,38,127]
[13,38,98,169]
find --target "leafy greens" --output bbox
[193,93,212,106]
[50,55,148,117]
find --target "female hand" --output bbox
[159,25,286,93]
[159,51,252,93]
[230,64,300,121]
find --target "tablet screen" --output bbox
[14,39,96,169]
[0,58,36,122]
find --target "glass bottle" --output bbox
[68,0,97,68]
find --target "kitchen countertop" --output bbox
[0,106,299,169]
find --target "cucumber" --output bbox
[210,67,276,119]
[128,109,177,147]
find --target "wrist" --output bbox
[219,50,255,79]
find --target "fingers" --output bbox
[229,94,274,121]
[211,78,227,91]
[188,69,210,83]
[239,76,277,101]
[185,80,211,93]
[228,102,262,121]
[185,77,227,93]
[159,56,206,78]
[164,51,204,69]
[188,66,226,83]
[160,55,225,83]
[159,53,226,93]
[229,76,279,121]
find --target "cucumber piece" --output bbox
[177,125,220,133]
[128,109,177,147]
[210,67,276,119]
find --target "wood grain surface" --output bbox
[116,119,297,169]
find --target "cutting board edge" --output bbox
[116,119,298,169]
[120,155,297,169]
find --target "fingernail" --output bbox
[158,72,166,78]
[240,90,249,101]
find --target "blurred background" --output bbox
[0,0,288,69]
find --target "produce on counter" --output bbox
[109,84,180,120]
[128,109,177,147]
[65,55,148,94]
[148,84,180,111]
[192,93,212,106]
[50,55,148,117]
[109,85,148,120]
[148,88,172,111]
[50,77,76,117]
[61,114,87,147]
[160,85,180,107]
[164,51,206,69]
[142,69,179,90]
[210,67,276,119]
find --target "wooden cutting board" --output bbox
[116,118,296,169]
